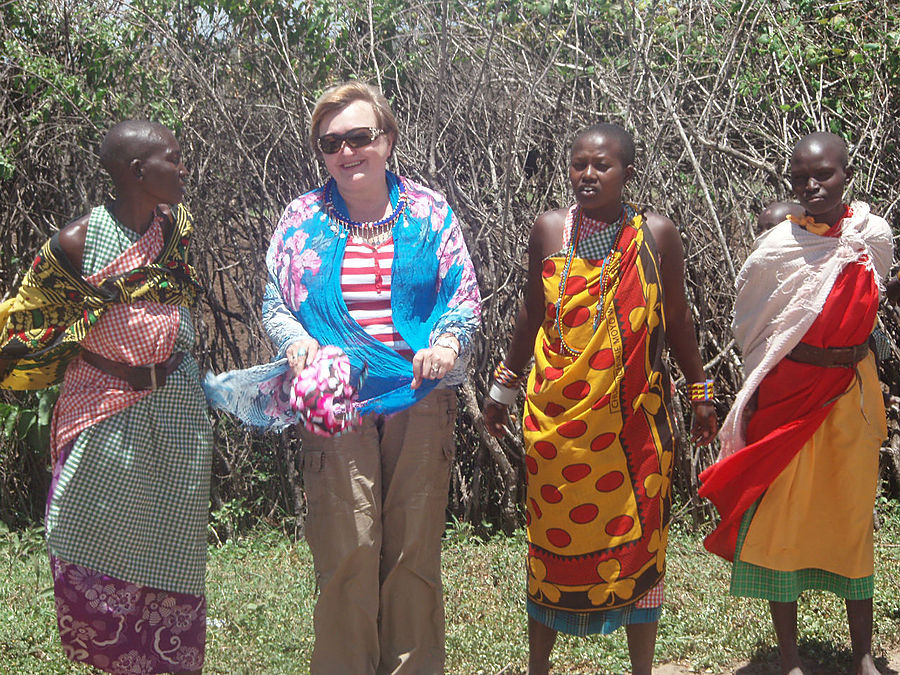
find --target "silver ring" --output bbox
[431,365,440,374]
[296,348,307,357]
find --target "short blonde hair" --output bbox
[309,81,399,154]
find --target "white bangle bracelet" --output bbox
[488,382,518,406]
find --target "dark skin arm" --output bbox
[483,209,566,437]
[57,214,89,275]
[644,211,716,444]
[886,276,900,304]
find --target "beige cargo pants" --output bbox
[300,387,458,674]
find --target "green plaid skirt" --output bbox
[730,501,873,602]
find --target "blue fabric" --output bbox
[202,359,292,429]
[202,356,367,432]
[205,172,480,430]
[289,188,436,411]
[526,599,661,637]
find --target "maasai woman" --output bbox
[700,132,892,675]
[483,123,717,675]
[261,81,480,673]
[0,120,212,674]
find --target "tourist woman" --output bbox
[262,81,481,674]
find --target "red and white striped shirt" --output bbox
[341,236,414,358]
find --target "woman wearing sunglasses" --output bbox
[262,81,481,674]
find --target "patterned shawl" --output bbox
[0,205,202,390]
[204,171,481,427]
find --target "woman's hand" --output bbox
[411,340,458,389]
[690,400,717,445]
[482,399,511,438]
[286,338,320,377]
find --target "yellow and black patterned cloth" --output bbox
[0,204,202,390]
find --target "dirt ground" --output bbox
[654,650,900,674]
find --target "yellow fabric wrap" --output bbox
[0,205,201,390]
[523,211,676,613]
[740,352,885,577]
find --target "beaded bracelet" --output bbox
[493,361,525,388]
[688,379,715,402]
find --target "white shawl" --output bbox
[717,201,892,459]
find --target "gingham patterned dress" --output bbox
[44,206,213,674]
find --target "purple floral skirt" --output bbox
[50,556,206,674]
[47,442,206,674]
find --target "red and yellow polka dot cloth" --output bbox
[524,212,675,614]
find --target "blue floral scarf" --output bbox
[204,172,480,428]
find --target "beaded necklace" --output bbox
[554,203,632,357]
[323,176,407,245]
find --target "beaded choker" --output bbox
[554,204,633,357]
[323,176,407,245]
[787,205,850,236]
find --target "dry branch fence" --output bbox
[2,0,899,533]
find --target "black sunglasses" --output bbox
[317,127,386,154]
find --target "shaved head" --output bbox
[757,200,802,234]
[792,132,849,168]
[573,123,635,167]
[790,131,852,224]
[99,120,173,186]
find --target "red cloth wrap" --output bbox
[699,241,878,561]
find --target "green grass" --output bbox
[2,505,900,674]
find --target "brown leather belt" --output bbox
[786,341,869,368]
[81,350,185,391]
